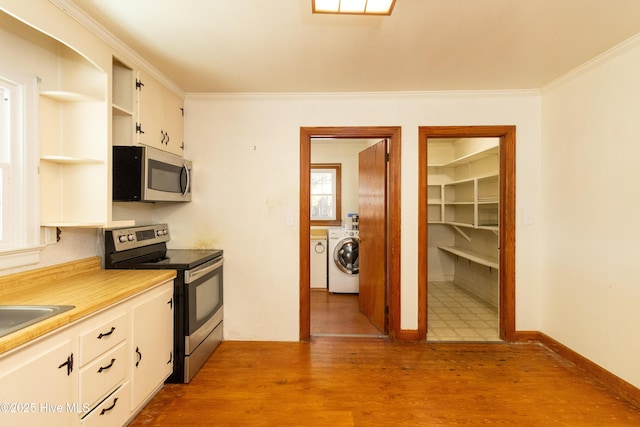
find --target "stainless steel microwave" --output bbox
[113,146,192,202]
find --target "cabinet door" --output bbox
[162,90,185,156]
[0,336,76,427]
[137,71,184,156]
[136,70,164,151]
[130,284,174,411]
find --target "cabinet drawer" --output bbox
[81,381,131,427]
[80,342,127,408]
[79,312,127,365]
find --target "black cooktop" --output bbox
[104,224,223,270]
[115,249,223,270]
[155,249,223,269]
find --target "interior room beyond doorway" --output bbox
[310,290,383,337]
[309,137,384,337]
[299,126,402,342]
[426,136,501,342]
[418,126,517,343]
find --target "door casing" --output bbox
[418,126,516,341]
[300,127,402,341]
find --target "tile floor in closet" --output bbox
[427,281,501,342]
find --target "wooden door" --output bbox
[358,139,387,333]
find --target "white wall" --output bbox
[541,35,640,388]
[1,229,99,275]
[156,91,542,341]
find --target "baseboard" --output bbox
[513,331,640,409]
[394,329,423,342]
[427,274,453,282]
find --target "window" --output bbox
[0,70,40,270]
[310,163,341,226]
[0,78,16,248]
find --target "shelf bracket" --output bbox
[450,225,471,242]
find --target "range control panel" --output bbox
[107,223,170,252]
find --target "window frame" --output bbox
[310,163,342,226]
[0,69,41,271]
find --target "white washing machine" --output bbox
[328,228,359,293]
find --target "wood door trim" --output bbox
[418,126,516,342]
[300,127,401,341]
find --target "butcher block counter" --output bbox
[0,256,176,354]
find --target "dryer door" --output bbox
[333,237,359,275]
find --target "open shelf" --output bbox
[112,103,134,116]
[40,155,104,164]
[40,90,103,103]
[438,246,499,270]
[428,144,499,168]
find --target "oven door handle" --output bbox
[185,258,223,284]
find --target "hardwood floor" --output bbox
[130,338,640,426]
[310,289,382,336]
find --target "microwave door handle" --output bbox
[182,163,190,197]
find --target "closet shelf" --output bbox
[428,146,499,168]
[427,220,498,231]
[438,246,499,270]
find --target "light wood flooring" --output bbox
[130,338,640,426]
[310,289,382,336]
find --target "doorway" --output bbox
[299,127,402,341]
[418,126,516,342]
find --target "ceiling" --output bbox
[69,0,640,94]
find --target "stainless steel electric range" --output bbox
[104,224,223,383]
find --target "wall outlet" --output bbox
[43,226,58,245]
[522,206,534,225]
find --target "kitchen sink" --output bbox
[0,305,75,338]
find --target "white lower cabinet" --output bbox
[78,312,128,366]
[0,279,173,427]
[131,286,174,411]
[0,335,76,427]
[80,382,131,427]
[79,342,127,411]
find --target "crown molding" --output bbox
[542,32,640,94]
[186,88,540,101]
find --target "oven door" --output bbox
[184,257,223,353]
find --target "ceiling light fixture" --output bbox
[312,0,396,16]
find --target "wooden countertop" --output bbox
[0,257,176,355]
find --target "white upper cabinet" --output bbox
[136,70,184,156]
[112,65,185,156]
